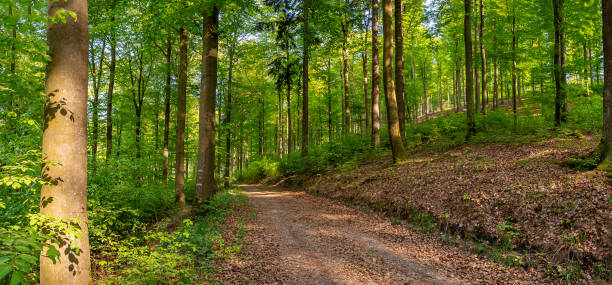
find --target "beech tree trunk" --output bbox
[395,0,406,139]
[90,39,105,172]
[382,0,408,162]
[465,0,476,139]
[224,46,234,186]
[553,0,567,127]
[342,17,351,135]
[163,36,172,183]
[371,0,381,147]
[41,1,90,283]
[175,27,188,206]
[302,0,310,156]
[602,0,612,158]
[195,6,219,203]
[480,0,487,130]
[106,16,116,161]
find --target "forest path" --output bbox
[214,184,540,284]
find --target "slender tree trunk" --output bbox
[302,0,310,156]
[553,0,567,126]
[106,17,116,161]
[224,47,234,186]
[480,0,487,130]
[342,19,351,135]
[438,62,443,113]
[162,36,172,183]
[175,27,188,206]
[423,65,428,118]
[327,58,333,140]
[41,1,90,283]
[371,0,381,147]
[395,0,406,139]
[90,39,106,172]
[602,0,612,160]
[512,8,518,129]
[285,47,292,153]
[363,25,370,133]
[382,0,408,162]
[195,6,219,203]
[474,3,480,114]
[465,0,476,139]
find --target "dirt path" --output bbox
[214,184,544,284]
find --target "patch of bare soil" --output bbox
[299,136,610,281]
[214,185,544,284]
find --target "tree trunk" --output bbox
[423,65,428,118]
[224,47,234,186]
[553,0,567,126]
[163,36,172,183]
[464,0,476,139]
[480,0,487,130]
[342,18,351,135]
[41,1,90,283]
[363,24,370,133]
[511,8,518,129]
[106,16,116,161]
[90,39,106,172]
[302,0,310,156]
[395,0,406,139]
[371,0,381,147]
[474,3,480,114]
[602,0,612,159]
[382,0,408,162]
[195,6,219,203]
[175,26,188,206]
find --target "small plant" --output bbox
[496,221,520,251]
[462,194,471,201]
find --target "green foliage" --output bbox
[0,214,85,284]
[96,190,248,284]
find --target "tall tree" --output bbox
[602,0,611,162]
[175,26,188,206]
[382,0,408,162]
[195,6,219,203]
[371,0,381,147]
[106,15,116,161]
[302,0,310,156]
[342,0,351,135]
[511,3,518,129]
[479,0,487,131]
[41,0,91,283]
[395,0,406,139]
[224,45,234,186]
[553,0,567,127]
[89,39,106,171]
[162,35,172,183]
[464,0,476,139]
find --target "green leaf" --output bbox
[16,254,37,265]
[10,271,23,285]
[0,264,11,280]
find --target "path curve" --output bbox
[215,184,542,284]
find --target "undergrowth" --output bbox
[94,188,248,284]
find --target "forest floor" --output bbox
[211,184,548,284]
[278,135,611,282]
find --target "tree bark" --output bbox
[342,17,351,135]
[371,0,381,147]
[90,39,106,172]
[328,58,333,140]
[464,0,476,139]
[382,0,408,162]
[302,0,310,156]
[553,0,567,126]
[480,0,487,130]
[41,1,90,283]
[394,0,406,139]
[224,46,234,186]
[106,16,116,161]
[163,36,172,183]
[175,27,188,206]
[602,0,612,158]
[195,6,219,203]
